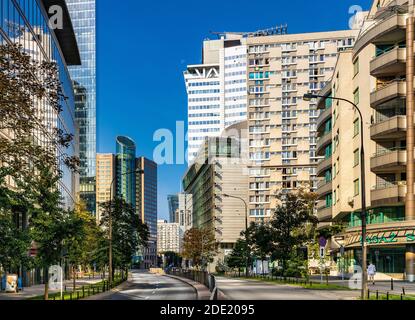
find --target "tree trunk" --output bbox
[72,266,76,292]
[44,281,49,301]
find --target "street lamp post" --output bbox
[304,93,368,300]
[223,194,249,277]
[107,169,144,287]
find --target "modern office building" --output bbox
[183,122,248,272]
[157,220,182,254]
[184,37,248,164]
[0,0,81,285]
[67,0,97,215]
[315,0,415,280]
[136,157,158,269]
[167,194,179,223]
[96,154,116,223]
[116,136,136,207]
[0,0,80,208]
[246,29,360,223]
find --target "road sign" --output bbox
[319,247,325,258]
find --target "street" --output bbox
[102,270,197,300]
[216,277,360,300]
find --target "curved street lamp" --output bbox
[223,193,249,277]
[304,93,368,300]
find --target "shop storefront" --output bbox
[336,221,415,278]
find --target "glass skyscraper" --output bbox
[116,136,136,207]
[167,195,179,223]
[67,0,97,214]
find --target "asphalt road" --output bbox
[216,277,360,300]
[103,270,196,300]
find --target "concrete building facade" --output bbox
[96,154,116,223]
[182,123,248,272]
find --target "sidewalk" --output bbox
[0,276,103,300]
[310,276,415,295]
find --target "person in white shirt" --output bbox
[367,262,376,285]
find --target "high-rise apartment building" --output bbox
[157,220,182,254]
[316,0,415,281]
[136,157,158,269]
[246,30,359,222]
[67,0,97,215]
[96,154,116,222]
[184,37,248,164]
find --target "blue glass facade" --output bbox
[0,0,80,208]
[168,194,179,223]
[136,157,158,268]
[66,0,96,214]
[116,136,136,207]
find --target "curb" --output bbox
[164,274,210,300]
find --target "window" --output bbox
[353,119,360,137]
[354,179,360,196]
[333,190,337,205]
[354,149,360,167]
[354,88,360,105]
[326,194,333,208]
[353,58,359,76]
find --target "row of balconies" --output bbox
[315,181,408,222]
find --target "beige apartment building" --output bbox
[316,0,415,280]
[246,30,359,222]
[182,122,249,272]
[96,154,116,222]
[157,220,182,254]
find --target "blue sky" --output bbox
[96,0,373,220]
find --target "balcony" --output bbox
[354,13,407,57]
[316,132,332,156]
[370,148,406,173]
[317,180,333,198]
[371,182,406,207]
[317,156,332,177]
[370,47,406,77]
[370,116,406,141]
[370,79,406,108]
[316,203,333,223]
[316,107,332,131]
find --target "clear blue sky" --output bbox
[96,0,372,220]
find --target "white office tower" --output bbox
[184,36,247,164]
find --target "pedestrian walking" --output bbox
[368,262,376,285]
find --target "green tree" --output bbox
[226,239,252,276]
[65,203,102,292]
[270,192,318,272]
[245,222,275,275]
[182,228,216,270]
[100,197,149,278]
[29,166,75,300]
